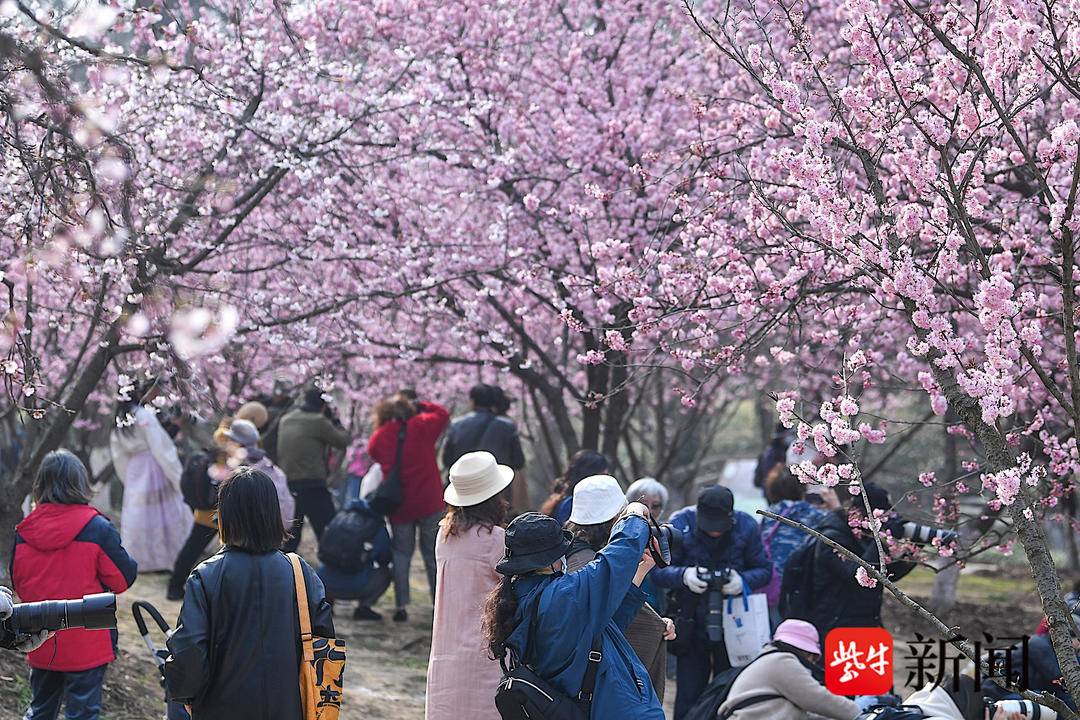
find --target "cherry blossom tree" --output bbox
[569,0,1080,709]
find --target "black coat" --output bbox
[808,510,914,634]
[163,548,334,719]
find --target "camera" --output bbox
[4,593,117,636]
[698,568,732,643]
[647,520,684,568]
[884,517,958,545]
[984,699,1056,720]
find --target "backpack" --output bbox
[683,650,782,720]
[495,586,602,720]
[778,539,817,619]
[318,499,386,574]
[856,707,928,720]
[179,451,215,511]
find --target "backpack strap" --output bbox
[576,633,604,705]
[513,577,604,707]
[392,423,407,472]
[718,693,784,719]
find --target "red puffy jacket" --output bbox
[12,504,137,671]
[368,401,450,524]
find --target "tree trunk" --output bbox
[931,408,961,612]
[0,323,120,568]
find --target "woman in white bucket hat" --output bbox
[425,451,514,720]
[564,474,678,701]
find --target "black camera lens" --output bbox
[7,593,116,634]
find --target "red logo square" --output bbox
[824,627,893,695]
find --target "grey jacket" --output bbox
[720,644,860,720]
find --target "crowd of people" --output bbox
[0,381,1065,720]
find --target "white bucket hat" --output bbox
[569,475,626,525]
[445,451,514,507]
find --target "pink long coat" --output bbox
[425,522,505,720]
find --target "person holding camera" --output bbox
[368,392,450,622]
[483,505,666,718]
[0,588,51,653]
[901,674,1039,720]
[800,483,916,640]
[12,450,138,720]
[652,485,773,720]
[564,475,677,701]
[278,387,352,553]
[719,619,860,720]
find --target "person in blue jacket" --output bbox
[482,506,666,719]
[652,485,773,719]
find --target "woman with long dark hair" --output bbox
[109,377,192,571]
[163,467,334,718]
[426,452,513,720]
[367,391,450,622]
[482,505,665,718]
[539,449,609,524]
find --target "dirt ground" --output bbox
[0,556,1050,719]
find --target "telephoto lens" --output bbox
[985,699,1056,720]
[900,521,958,545]
[6,593,117,635]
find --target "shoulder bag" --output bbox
[288,553,347,720]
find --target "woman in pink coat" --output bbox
[425,451,514,720]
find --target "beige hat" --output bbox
[445,451,514,507]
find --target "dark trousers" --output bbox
[674,640,731,720]
[26,664,107,720]
[282,484,336,553]
[168,523,218,595]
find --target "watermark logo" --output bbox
[825,627,894,695]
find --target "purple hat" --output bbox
[773,619,821,654]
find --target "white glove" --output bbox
[15,629,52,653]
[0,587,13,621]
[683,567,708,594]
[721,570,744,596]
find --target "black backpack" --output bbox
[318,500,386,573]
[495,589,603,720]
[179,451,216,511]
[778,540,817,619]
[857,707,928,720]
[683,651,782,720]
[367,424,406,517]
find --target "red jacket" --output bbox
[12,504,137,671]
[368,401,450,524]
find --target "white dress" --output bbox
[109,406,193,571]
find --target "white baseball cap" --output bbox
[569,475,626,525]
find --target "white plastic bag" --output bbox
[359,462,384,499]
[723,589,771,666]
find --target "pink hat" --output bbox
[773,619,821,654]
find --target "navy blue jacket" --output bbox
[505,514,665,719]
[652,506,772,611]
[981,634,1077,710]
